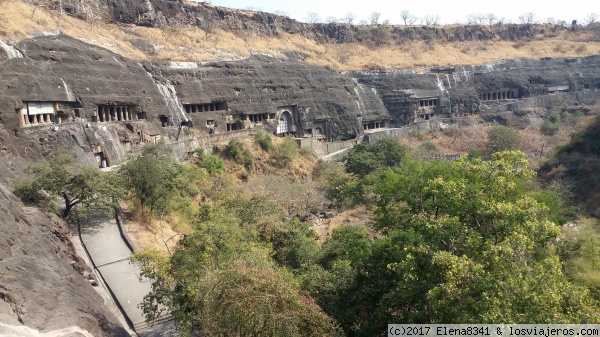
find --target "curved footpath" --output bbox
[74,212,175,336]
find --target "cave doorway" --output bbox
[159,115,169,127]
[277,110,291,135]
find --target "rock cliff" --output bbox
[1,22,600,336]
[351,55,600,127]
[48,0,563,45]
[0,149,127,336]
[1,35,389,143]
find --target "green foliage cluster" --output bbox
[486,125,522,153]
[558,218,600,301]
[133,200,341,336]
[225,138,253,171]
[272,135,299,164]
[194,148,224,175]
[344,138,409,177]
[309,151,599,336]
[541,109,585,136]
[541,112,561,135]
[254,129,272,151]
[323,139,410,208]
[13,154,124,218]
[420,141,439,153]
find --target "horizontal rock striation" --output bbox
[351,55,600,127]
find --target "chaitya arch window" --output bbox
[277,111,291,134]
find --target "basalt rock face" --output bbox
[1,35,172,126]
[0,153,127,336]
[156,57,389,140]
[53,0,559,46]
[352,55,600,127]
[1,35,389,142]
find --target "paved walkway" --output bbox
[78,213,175,335]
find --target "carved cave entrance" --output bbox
[277,110,292,135]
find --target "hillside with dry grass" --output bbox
[1,0,600,71]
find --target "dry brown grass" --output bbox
[2,1,600,71]
[221,136,317,180]
[314,206,371,243]
[409,112,598,166]
[120,203,183,253]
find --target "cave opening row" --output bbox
[481,91,517,101]
[419,99,438,107]
[184,102,226,113]
[96,105,139,122]
[243,113,276,123]
[363,121,385,130]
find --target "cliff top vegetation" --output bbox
[1,0,600,70]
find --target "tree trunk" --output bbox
[63,203,73,218]
[62,192,79,218]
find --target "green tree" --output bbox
[132,209,341,337]
[120,146,177,218]
[487,126,522,153]
[13,154,123,218]
[318,152,599,335]
[344,138,409,177]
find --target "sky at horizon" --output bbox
[209,0,597,25]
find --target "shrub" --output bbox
[272,136,299,164]
[420,141,439,153]
[548,112,560,123]
[541,120,560,135]
[254,130,273,151]
[195,149,225,175]
[467,150,482,160]
[541,113,561,135]
[225,138,254,171]
[486,126,522,153]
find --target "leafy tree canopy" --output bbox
[487,126,522,153]
[132,206,341,337]
[13,154,124,218]
[344,138,409,177]
[119,144,178,217]
[312,151,599,336]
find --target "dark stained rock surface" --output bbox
[0,158,128,336]
[157,57,389,140]
[0,35,172,129]
[351,55,600,125]
[1,35,389,141]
